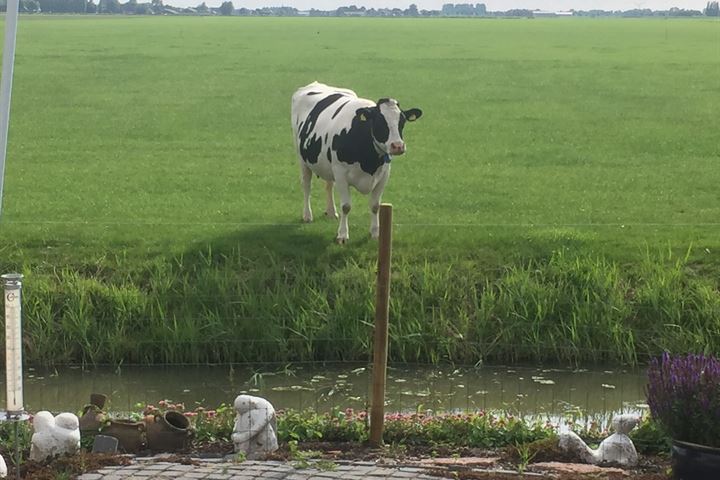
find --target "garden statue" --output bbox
[231,394,278,459]
[0,453,6,478]
[559,413,640,467]
[29,411,81,462]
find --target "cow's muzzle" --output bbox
[389,142,406,155]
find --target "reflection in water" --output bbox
[14,364,648,418]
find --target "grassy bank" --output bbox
[0,17,718,366]
[8,245,719,366]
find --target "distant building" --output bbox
[533,10,573,17]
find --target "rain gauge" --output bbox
[3,273,24,414]
[2,274,28,480]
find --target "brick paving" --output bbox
[77,459,441,480]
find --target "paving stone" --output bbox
[369,467,400,476]
[391,471,423,478]
[530,462,627,476]
[335,466,370,475]
[145,463,173,470]
[306,472,338,479]
[96,468,123,475]
[201,467,223,473]
[420,456,501,467]
[79,458,551,480]
[249,472,286,480]
[169,464,198,471]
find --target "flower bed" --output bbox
[0,402,673,479]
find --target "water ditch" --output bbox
[16,364,648,422]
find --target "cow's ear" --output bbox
[403,108,423,122]
[356,107,376,122]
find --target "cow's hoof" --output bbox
[336,237,348,245]
[302,216,313,223]
[325,212,339,220]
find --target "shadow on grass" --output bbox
[175,220,381,277]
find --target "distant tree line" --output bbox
[0,1,713,17]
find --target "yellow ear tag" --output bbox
[360,113,367,121]
[408,114,416,121]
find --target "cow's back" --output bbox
[291,82,373,180]
[291,82,357,127]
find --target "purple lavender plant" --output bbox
[646,352,720,448]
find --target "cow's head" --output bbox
[356,98,422,156]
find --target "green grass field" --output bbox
[0,16,718,366]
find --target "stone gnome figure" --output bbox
[559,413,641,467]
[29,411,81,462]
[231,395,278,459]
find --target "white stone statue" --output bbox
[559,413,640,467]
[29,411,81,462]
[231,395,278,459]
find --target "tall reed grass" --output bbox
[6,247,720,367]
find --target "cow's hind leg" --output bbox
[325,181,338,219]
[300,163,313,223]
[335,179,352,244]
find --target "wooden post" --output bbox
[370,203,392,447]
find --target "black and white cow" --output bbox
[291,81,422,243]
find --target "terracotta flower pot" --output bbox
[672,439,720,480]
[101,420,146,453]
[79,404,106,434]
[89,393,107,410]
[146,411,192,453]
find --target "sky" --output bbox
[167,0,709,11]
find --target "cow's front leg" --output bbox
[300,163,313,223]
[369,175,388,239]
[335,180,352,244]
[325,180,338,219]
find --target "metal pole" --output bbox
[13,421,19,480]
[0,0,21,216]
[370,204,392,447]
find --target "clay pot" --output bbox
[79,404,106,434]
[101,420,146,453]
[89,393,107,410]
[146,411,192,453]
